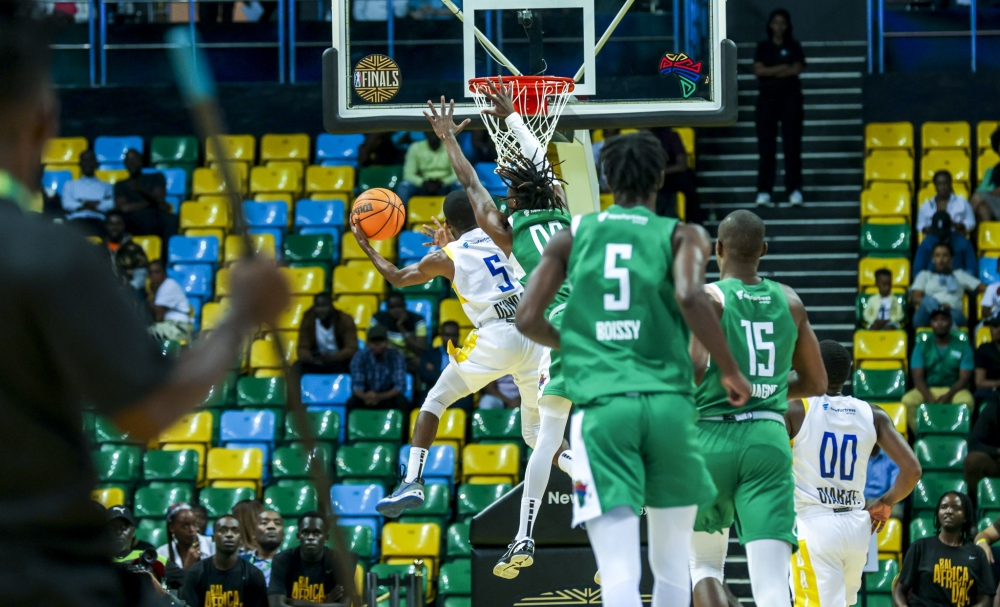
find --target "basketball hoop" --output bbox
[469,76,575,164]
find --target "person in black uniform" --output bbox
[753,9,806,208]
[0,4,290,606]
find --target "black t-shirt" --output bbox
[976,342,1000,381]
[269,547,356,603]
[113,172,166,210]
[900,536,996,607]
[0,200,171,557]
[754,39,806,96]
[180,557,268,607]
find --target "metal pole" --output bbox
[289,0,297,83]
[387,0,394,58]
[88,0,96,86]
[971,0,977,72]
[866,0,873,73]
[673,0,680,53]
[278,0,286,83]
[878,0,884,73]
[99,0,106,85]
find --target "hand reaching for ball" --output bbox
[422,217,453,247]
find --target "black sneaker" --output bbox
[493,538,535,579]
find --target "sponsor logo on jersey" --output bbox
[817,486,862,507]
[538,372,548,391]
[595,320,641,341]
[735,289,772,304]
[828,406,857,415]
[751,383,779,399]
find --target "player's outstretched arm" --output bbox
[782,284,828,399]
[672,223,751,406]
[516,228,571,349]
[350,216,454,287]
[424,96,513,254]
[865,406,921,533]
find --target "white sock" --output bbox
[515,498,540,541]
[404,447,427,483]
[746,539,793,607]
[586,506,642,607]
[646,505,697,607]
[557,450,574,475]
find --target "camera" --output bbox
[127,549,159,575]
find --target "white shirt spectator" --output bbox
[156,534,215,569]
[61,175,114,220]
[911,268,981,309]
[154,277,191,323]
[983,283,1000,318]
[916,193,976,233]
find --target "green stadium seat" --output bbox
[914,436,967,471]
[911,472,966,509]
[856,293,908,327]
[236,377,287,407]
[143,449,199,483]
[82,411,96,441]
[914,404,971,436]
[358,165,403,191]
[280,522,299,551]
[336,443,397,482]
[133,486,192,519]
[910,512,936,540]
[471,409,521,441]
[264,481,318,517]
[866,595,894,607]
[399,483,451,528]
[446,523,471,559]
[285,410,340,444]
[94,416,136,444]
[151,136,199,165]
[979,511,1000,533]
[860,221,911,255]
[348,409,404,443]
[438,559,471,599]
[199,486,258,518]
[135,519,167,547]
[284,234,335,267]
[199,377,235,408]
[456,483,512,521]
[93,446,142,483]
[852,367,906,400]
[159,340,182,358]
[370,562,429,603]
[980,478,1000,510]
[272,444,333,480]
[340,524,375,560]
[866,558,899,593]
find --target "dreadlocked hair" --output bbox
[497,153,567,212]
[599,131,667,202]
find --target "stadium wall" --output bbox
[862,73,1000,126]
[725,0,866,42]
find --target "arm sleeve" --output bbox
[350,353,366,390]
[505,113,547,171]
[402,145,424,187]
[392,353,407,393]
[983,287,998,309]
[980,167,995,193]
[960,271,983,292]
[179,565,201,607]
[912,271,929,292]
[862,296,878,326]
[898,541,920,587]
[98,182,115,213]
[911,345,925,370]
[268,552,289,596]
[60,180,81,212]
[916,202,933,233]
[961,344,975,371]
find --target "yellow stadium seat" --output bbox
[192,167,228,197]
[263,331,299,363]
[922,121,971,152]
[250,339,282,370]
[180,199,231,231]
[673,127,696,168]
[45,163,81,180]
[864,150,914,186]
[410,408,466,451]
[333,265,386,296]
[980,222,1000,252]
[93,487,125,508]
[978,121,999,153]
[877,518,903,553]
[264,161,304,185]
[382,523,442,573]
[133,235,162,262]
[310,192,350,205]
[979,150,1000,183]
[600,193,614,211]
[306,165,355,194]
[204,162,249,194]
[407,196,445,229]
[865,122,914,154]
[854,330,908,364]
[201,301,230,332]
[254,192,294,205]
[440,299,472,328]
[260,133,310,163]
[917,181,970,205]
[978,326,992,348]
[205,135,256,164]
[276,295,315,331]
[335,295,379,329]
[215,268,231,300]
[206,447,264,487]
[858,257,910,290]
[860,184,911,223]
[462,443,520,484]
[876,402,907,435]
[158,411,214,445]
[43,137,89,164]
[342,234,396,262]
[250,166,302,195]
[920,149,971,185]
[280,267,326,295]
[95,169,130,185]
[224,233,276,264]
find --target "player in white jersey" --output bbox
[350,188,546,518]
[785,340,921,607]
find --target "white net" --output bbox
[469,76,575,166]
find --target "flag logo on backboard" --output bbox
[353,54,400,103]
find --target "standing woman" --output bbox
[754,9,806,208]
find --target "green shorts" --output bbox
[539,304,568,400]
[693,418,796,547]
[570,393,717,526]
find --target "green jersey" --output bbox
[561,205,693,403]
[695,278,798,416]
[510,207,572,307]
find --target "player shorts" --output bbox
[538,304,569,401]
[791,509,871,607]
[569,392,716,527]
[693,418,797,547]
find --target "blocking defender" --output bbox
[786,341,920,607]
[517,131,751,607]
[688,209,827,607]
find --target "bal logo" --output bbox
[353,54,400,103]
[573,480,588,508]
[658,52,703,99]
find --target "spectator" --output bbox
[232,499,264,555]
[916,171,976,239]
[981,261,1000,321]
[965,392,1000,501]
[61,149,113,236]
[349,325,408,410]
[649,127,701,222]
[972,129,1000,223]
[901,308,975,430]
[894,492,995,607]
[103,210,149,295]
[158,502,216,571]
[357,133,405,168]
[241,509,284,585]
[913,211,978,277]
[419,321,473,412]
[295,292,358,375]
[180,515,268,607]
[147,259,192,342]
[910,242,983,328]
[369,292,427,372]
[114,148,178,240]
[268,512,356,607]
[109,506,162,562]
[864,446,903,518]
[396,131,461,204]
[191,505,210,536]
[479,375,521,410]
[974,316,1000,414]
[753,9,805,208]
[863,268,905,330]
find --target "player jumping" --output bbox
[517,131,752,607]
[688,209,827,607]
[786,341,920,607]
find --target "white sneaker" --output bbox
[754,192,772,207]
[788,190,803,206]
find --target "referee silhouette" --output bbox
[0,4,289,605]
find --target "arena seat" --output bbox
[284,233,336,267]
[438,557,472,603]
[920,149,971,186]
[471,409,521,441]
[94,446,142,483]
[300,374,352,405]
[306,165,355,196]
[264,482,318,517]
[42,136,88,164]
[279,523,300,551]
[375,298,434,334]
[342,234,396,262]
[316,133,365,166]
[980,256,1000,285]
[456,483,511,521]
[199,486,258,517]
[853,331,908,365]
[333,265,386,296]
[398,482,451,528]
[224,233,276,264]
[410,409,466,452]
[200,301,231,332]
[295,199,346,230]
[45,163,81,180]
[914,404,970,437]
[867,558,899,594]
[865,122,914,155]
[858,257,910,290]
[272,444,333,479]
[979,326,993,348]
[94,415,135,444]
[398,230,434,264]
[260,133,310,164]
[250,165,302,196]
[95,136,143,167]
[145,167,188,202]
[205,135,256,165]
[382,523,442,573]
[909,512,935,540]
[135,519,167,547]
[92,487,126,508]
[332,483,385,535]
[348,409,405,444]
[151,135,199,165]
[221,408,277,448]
[334,295,379,329]
[358,165,403,191]
[278,267,325,296]
[42,169,73,198]
[243,200,289,232]
[852,362,906,401]
[439,299,473,329]
[864,150,914,186]
[157,411,214,446]
[336,443,397,483]
[284,410,341,446]
[978,121,999,153]
[169,235,221,266]
[275,295,315,330]
[876,517,902,553]
[192,167,228,197]
[462,444,519,484]
[979,478,1000,510]
[860,184,913,222]
[168,264,214,302]
[341,524,375,561]
[249,339,282,372]
[143,449,199,484]
[911,472,966,509]
[979,512,1000,533]
[860,219,910,255]
[134,486,192,519]
[921,121,971,152]
[95,168,130,184]
[407,196,445,229]
[180,199,230,232]
[913,436,967,471]
[399,445,456,486]
[876,403,907,435]
[979,222,1000,252]
[446,523,471,560]
[206,447,264,489]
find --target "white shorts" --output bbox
[791,509,871,607]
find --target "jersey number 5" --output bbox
[604,244,633,311]
[740,320,775,377]
[819,432,858,480]
[483,255,515,293]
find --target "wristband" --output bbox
[977,538,989,545]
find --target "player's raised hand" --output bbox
[349,213,370,247]
[480,77,517,120]
[423,96,471,140]
[864,498,892,534]
[422,217,454,247]
[721,371,752,407]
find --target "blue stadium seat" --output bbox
[405,375,414,403]
[398,231,435,264]
[42,170,73,198]
[167,236,220,266]
[168,264,214,302]
[332,483,385,535]
[399,444,456,487]
[248,228,284,255]
[189,298,202,333]
[301,374,353,405]
[244,201,289,231]
[295,200,345,229]
[981,257,1000,285]
[95,136,144,168]
[143,167,187,200]
[316,134,365,167]
[220,409,277,462]
[474,162,506,196]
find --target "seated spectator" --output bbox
[370,292,427,372]
[894,492,995,607]
[61,149,113,236]
[357,133,404,168]
[109,506,162,562]
[295,292,358,376]
[104,210,149,296]
[191,504,210,536]
[268,512,357,606]
[982,261,1000,321]
[650,127,701,223]
[180,515,268,607]
[863,268,905,330]
[114,148,178,240]
[864,446,903,518]
[348,325,408,410]
[396,131,461,204]
[975,316,1000,412]
[158,503,216,573]
[901,308,975,429]
[241,509,284,585]
[972,129,1000,223]
[147,260,192,342]
[910,242,983,328]
[916,170,976,239]
[912,211,977,277]
[479,375,521,410]
[419,321,473,412]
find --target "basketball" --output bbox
[352,188,405,240]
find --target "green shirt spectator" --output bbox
[395,131,463,204]
[911,332,974,387]
[901,309,976,430]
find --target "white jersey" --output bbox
[443,228,523,328]
[792,394,878,516]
